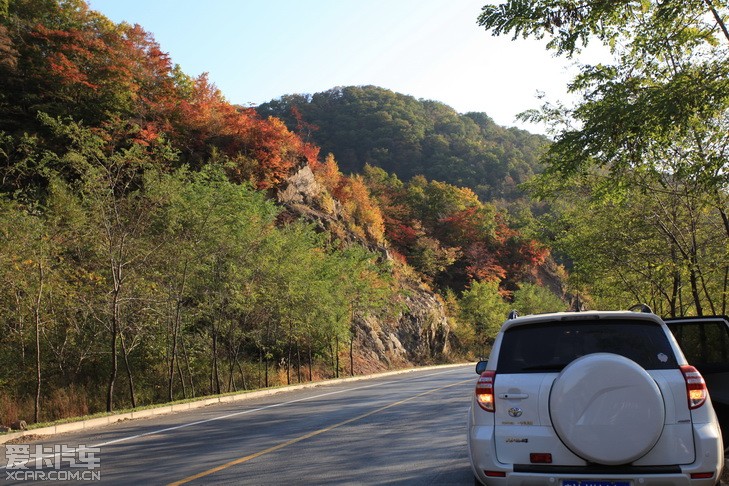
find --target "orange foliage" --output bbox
[438,206,493,243]
[23,7,320,190]
[339,176,386,243]
[32,24,106,91]
[9,1,550,286]
[311,153,343,195]
[465,241,507,283]
[170,75,319,188]
[388,220,419,248]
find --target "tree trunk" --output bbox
[296,342,301,384]
[176,355,187,399]
[654,217,705,316]
[106,288,120,413]
[236,357,247,391]
[33,260,44,423]
[723,266,728,316]
[335,336,340,379]
[181,333,194,397]
[287,341,291,385]
[689,266,703,317]
[168,261,188,402]
[265,352,269,388]
[669,246,681,318]
[691,224,716,315]
[227,342,240,393]
[168,323,178,402]
[350,335,354,377]
[211,325,221,394]
[703,0,729,43]
[120,333,136,408]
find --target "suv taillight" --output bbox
[681,365,707,409]
[475,370,496,412]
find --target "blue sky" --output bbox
[86,0,585,132]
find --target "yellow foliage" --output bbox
[319,192,337,215]
[339,175,386,244]
[312,154,386,244]
[313,153,342,195]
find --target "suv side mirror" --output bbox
[475,360,488,374]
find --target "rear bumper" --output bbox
[473,471,714,486]
[468,423,723,486]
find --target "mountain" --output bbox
[257,85,550,204]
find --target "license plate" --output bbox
[563,482,630,486]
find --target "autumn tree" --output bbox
[0,0,569,424]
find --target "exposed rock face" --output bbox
[391,288,450,362]
[277,164,322,207]
[278,164,452,367]
[354,286,451,366]
[355,315,408,367]
[534,256,567,299]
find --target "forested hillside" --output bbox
[0,0,560,426]
[257,88,558,294]
[257,86,549,204]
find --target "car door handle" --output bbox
[498,393,529,399]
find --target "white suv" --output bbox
[468,310,724,485]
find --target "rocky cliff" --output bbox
[277,164,452,368]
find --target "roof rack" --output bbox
[629,303,653,314]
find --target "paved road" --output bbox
[2,365,477,485]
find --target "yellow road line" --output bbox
[168,378,472,485]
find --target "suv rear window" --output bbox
[497,319,677,373]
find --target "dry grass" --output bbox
[1,385,91,427]
[46,386,89,421]
[0,394,25,426]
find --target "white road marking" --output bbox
[1,367,468,470]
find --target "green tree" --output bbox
[0,176,93,422]
[459,281,509,356]
[0,199,48,422]
[145,164,279,399]
[512,283,565,315]
[37,114,175,411]
[480,0,729,314]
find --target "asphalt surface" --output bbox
[1,365,477,485]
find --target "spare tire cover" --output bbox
[549,353,665,465]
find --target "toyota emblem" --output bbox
[508,407,523,418]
